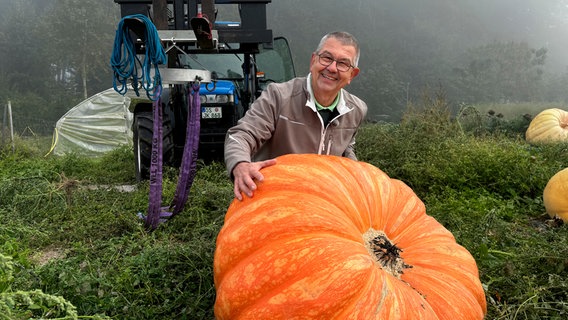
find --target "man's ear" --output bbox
[347,67,360,85]
[310,52,318,68]
[351,67,360,78]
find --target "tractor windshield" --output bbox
[176,37,295,83]
[179,53,244,79]
[256,37,296,83]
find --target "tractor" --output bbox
[113,0,296,181]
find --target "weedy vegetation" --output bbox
[1,94,567,319]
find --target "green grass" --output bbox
[1,100,568,319]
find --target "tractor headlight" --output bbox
[199,94,233,104]
[215,94,231,103]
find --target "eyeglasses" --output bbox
[317,53,355,72]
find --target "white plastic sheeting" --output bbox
[51,88,134,156]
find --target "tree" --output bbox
[44,0,119,99]
[0,0,121,135]
[452,41,547,103]
[0,1,51,95]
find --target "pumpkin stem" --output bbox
[363,229,412,278]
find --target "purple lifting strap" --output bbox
[141,84,201,230]
[145,86,165,230]
[165,83,201,216]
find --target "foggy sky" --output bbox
[267,0,568,73]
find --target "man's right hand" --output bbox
[232,159,277,201]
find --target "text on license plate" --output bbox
[201,107,222,119]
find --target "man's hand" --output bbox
[232,159,277,200]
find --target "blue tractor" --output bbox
[113,0,296,181]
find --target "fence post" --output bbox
[7,101,14,152]
[2,102,5,145]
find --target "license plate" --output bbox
[201,106,222,119]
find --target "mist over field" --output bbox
[1,0,568,130]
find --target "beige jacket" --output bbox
[224,75,368,176]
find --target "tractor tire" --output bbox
[133,110,175,182]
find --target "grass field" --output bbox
[1,101,567,319]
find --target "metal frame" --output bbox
[114,0,273,48]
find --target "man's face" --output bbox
[310,38,360,99]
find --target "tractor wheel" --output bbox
[133,111,175,182]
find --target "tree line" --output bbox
[268,0,568,121]
[1,0,567,135]
[0,0,117,135]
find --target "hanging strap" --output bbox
[142,86,165,230]
[140,83,201,230]
[111,15,201,230]
[163,83,201,217]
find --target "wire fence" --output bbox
[1,101,57,153]
[8,115,56,137]
[2,102,56,135]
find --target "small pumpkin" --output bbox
[525,108,568,144]
[214,154,487,319]
[543,167,568,222]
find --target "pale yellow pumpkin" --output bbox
[543,167,568,222]
[525,108,568,144]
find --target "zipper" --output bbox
[318,129,326,155]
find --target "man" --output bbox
[224,31,367,200]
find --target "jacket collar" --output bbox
[305,74,351,114]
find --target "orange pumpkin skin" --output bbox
[213,154,487,320]
[543,167,568,222]
[525,108,568,144]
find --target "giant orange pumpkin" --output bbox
[543,167,568,222]
[525,108,568,144]
[214,154,487,319]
